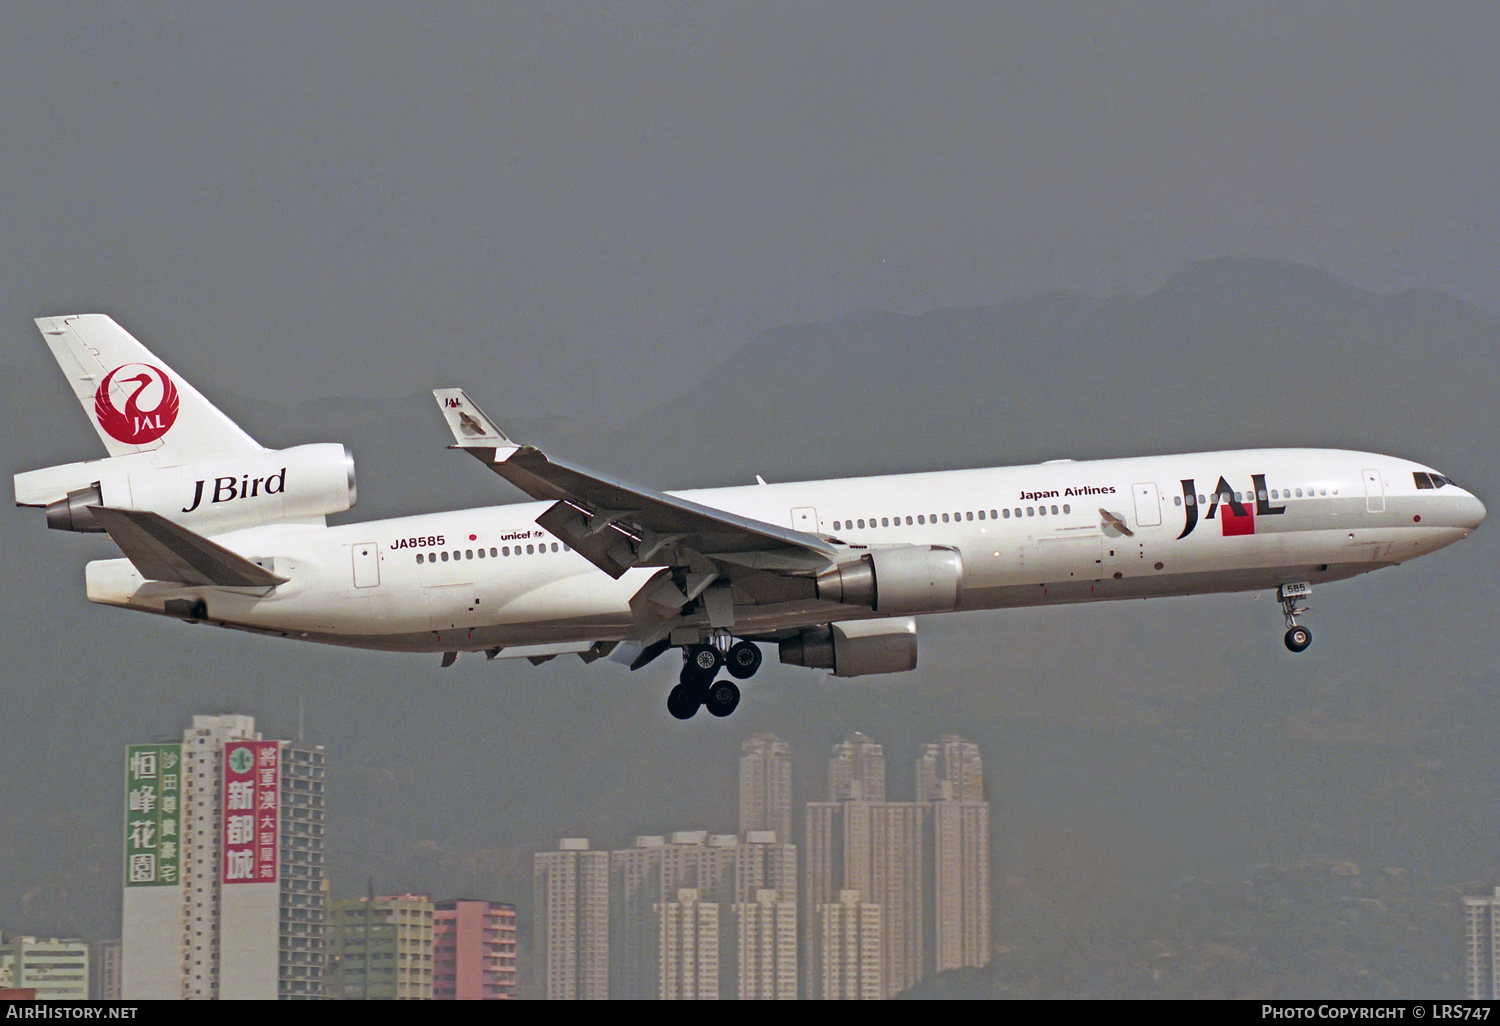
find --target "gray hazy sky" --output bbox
[3,3,1498,420]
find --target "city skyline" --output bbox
[536,728,991,999]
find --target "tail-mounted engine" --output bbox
[17,443,357,534]
[815,544,963,614]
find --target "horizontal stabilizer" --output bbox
[88,507,286,588]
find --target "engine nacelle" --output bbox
[779,618,919,677]
[815,545,963,614]
[18,443,357,534]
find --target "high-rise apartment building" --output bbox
[733,888,797,1000]
[1464,887,1500,999]
[828,732,885,802]
[328,894,435,999]
[121,714,326,1000]
[610,831,739,999]
[0,937,90,1001]
[807,733,991,997]
[806,733,929,999]
[433,899,516,999]
[916,735,985,804]
[534,838,609,1000]
[918,735,990,973]
[739,734,794,842]
[657,889,719,1000]
[815,891,883,1000]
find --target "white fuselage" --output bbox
[83,448,1485,654]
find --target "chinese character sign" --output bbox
[223,741,278,885]
[124,744,181,887]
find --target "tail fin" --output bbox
[36,315,261,458]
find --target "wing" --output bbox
[433,389,845,645]
[434,389,839,578]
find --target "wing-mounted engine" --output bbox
[779,617,919,676]
[814,544,964,614]
[16,443,357,534]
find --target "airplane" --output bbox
[15,315,1487,720]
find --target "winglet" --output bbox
[432,389,516,451]
[88,506,287,587]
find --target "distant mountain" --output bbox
[615,257,1498,487]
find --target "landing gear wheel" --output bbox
[704,679,741,718]
[683,645,722,684]
[725,641,763,680]
[1284,625,1312,653]
[667,681,702,720]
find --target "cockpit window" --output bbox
[1415,472,1454,489]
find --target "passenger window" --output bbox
[917,515,925,525]
[527,544,535,554]
[978,510,986,520]
[905,516,913,525]
[552,543,559,552]
[1026,507,1034,517]
[1319,489,1327,496]
[429,552,436,562]
[441,552,449,562]
[1062,504,1070,514]
[416,553,424,564]
[942,514,949,523]
[1198,494,1206,505]
[1295,489,1302,498]
[989,509,998,519]
[966,511,974,521]
[1014,508,1021,518]
[502,546,510,556]
[491,548,498,557]
[857,519,865,529]
[1002,508,1011,518]
[466,549,473,559]
[1185,493,1195,506]
[1258,489,1268,501]
[882,517,889,527]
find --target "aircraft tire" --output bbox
[705,679,741,718]
[667,682,702,720]
[1284,626,1312,653]
[725,641,763,680]
[685,645,722,682]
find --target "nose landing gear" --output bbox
[1278,582,1313,652]
[666,639,759,719]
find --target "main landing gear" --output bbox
[667,640,761,720]
[1278,582,1313,653]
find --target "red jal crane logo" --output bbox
[94,364,180,444]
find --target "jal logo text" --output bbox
[1176,475,1286,539]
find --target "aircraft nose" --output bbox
[1465,493,1487,530]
